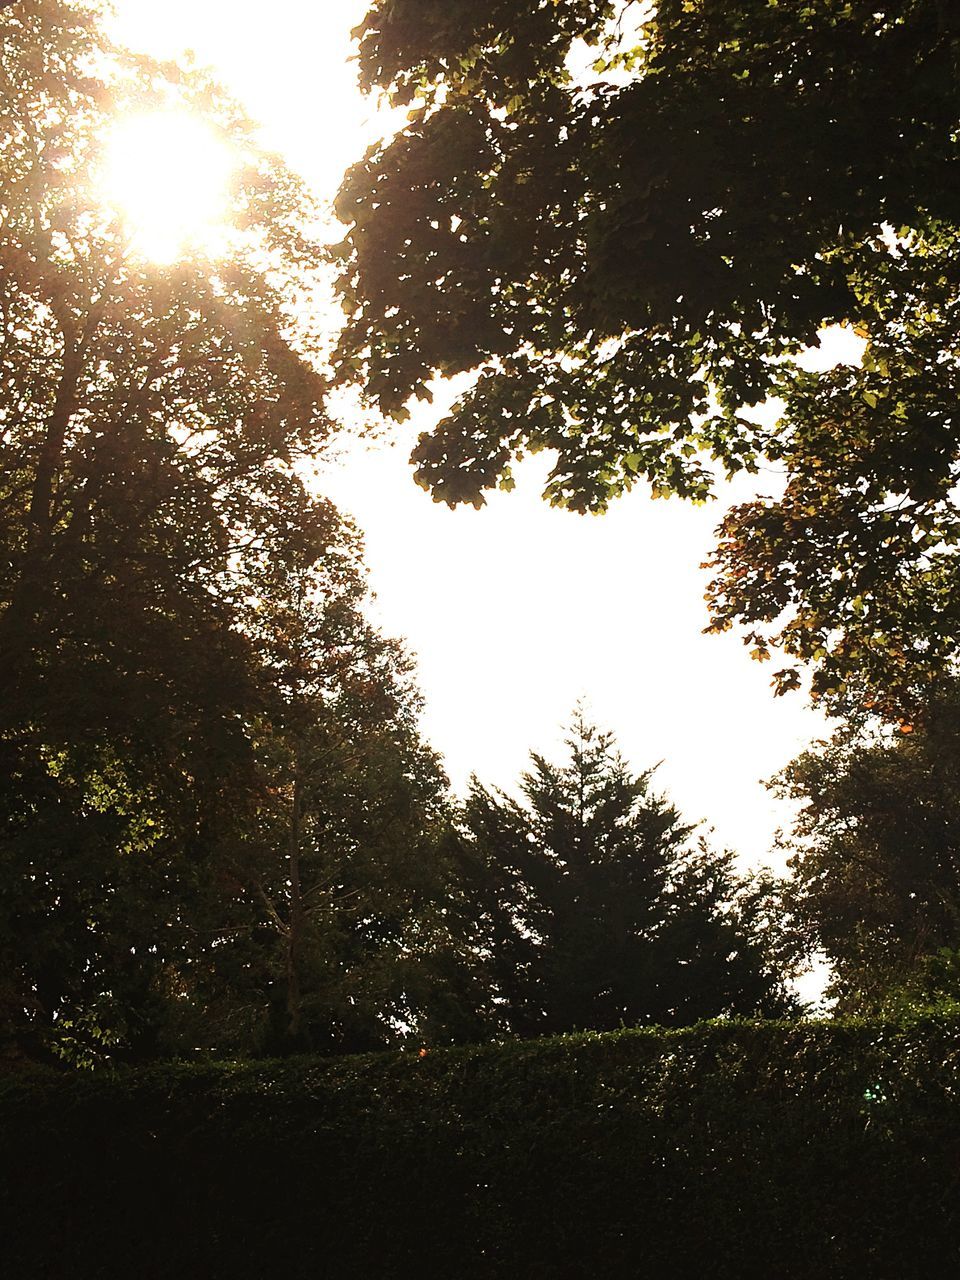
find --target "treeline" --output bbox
[5,2,960,1069]
[0,1,786,1066]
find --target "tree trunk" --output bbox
[285,741,305,1043]
[0,334,82,672]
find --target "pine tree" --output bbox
[453,711,797,1036]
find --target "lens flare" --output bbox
[102,111,235,262]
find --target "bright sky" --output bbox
[108,0,845,879]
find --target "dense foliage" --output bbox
[446,713,798,1036]
[0,1,453,1064]
[335,0,960,713]
[775,687,960,1012]
[10,0,960,1078]
[183,502,454,1057]
[4,1016,960,1277]
[0,4,800,1064]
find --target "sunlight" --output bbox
[101,111,235,262]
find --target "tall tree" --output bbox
[0,0,329,1060]
[333,0,960,714]
[167,493,454,1057]
[449,712,797,1037]
[1,0,328,737]
[776,689,960,1012]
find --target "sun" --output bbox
[101,111,236,262]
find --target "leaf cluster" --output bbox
[335,0,960,709]
[772,684,960,1011]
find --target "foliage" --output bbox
[775,688,960,1011]
[0,0,331,1061]
[5,1015,960,1277]
[2,2,801,1067]
[0,0,328,704]
[704,228,960,715]
[334,0,960,712]
[446,711,799,1036]
[880,950,960,1018]
[173,493,454,1057]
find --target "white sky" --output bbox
[108,0,846,876]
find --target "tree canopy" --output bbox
[334,0,960,714]
[775,686,960,1012]
[180,498,453,1057]
[0,0,418,1062]
[0,0,331,773]
[447,712,798,1036]
[12,11,960,1198]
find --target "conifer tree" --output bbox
[452,711,798,1037]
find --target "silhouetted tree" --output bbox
[0,0,330,1061]
[170,494,453,1056]
[334,0,960,716]
[449,711,798,1037]
[777,688,960,1011]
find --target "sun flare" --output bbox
[102,111,236,262]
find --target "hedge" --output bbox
[3,1017,960,1278]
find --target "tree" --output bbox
[333,0,960,714]
[160,491,454,1057]
[775,687,960,1012]
[704,227,960,717]
[0,0,330,1060]
[1,0,329,725]
[448,712,797,1037]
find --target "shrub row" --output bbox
[3,1017,960,1277]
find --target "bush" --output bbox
[3,1017,960,1278]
